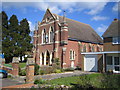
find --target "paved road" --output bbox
[0,78,23,87]
[35,71,95,80]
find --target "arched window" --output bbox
[49,26,54,43]
[42,29,46,44]
[46,34,49,43]
[42,53,44,65]
[83,45,86,52]
[46,51,50,65]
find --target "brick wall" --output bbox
[103,37,120,51]
[1,66,13,74]
[2,83,34,89]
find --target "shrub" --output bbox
[75,66,81,70]
[54,69,61,73]
[52,63,60,71]
[34,78,46,84]
[78,75,91,88]
[54,58,60,65]
[7,75,12,78]
[40,66,53,75]
[100,74,120,88]
[39,70,45,75]
[34,64,40,75]
[53,58,59,63]
[19,68,26,76]
[106,70,113,74]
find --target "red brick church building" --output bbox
[33,9,103,70]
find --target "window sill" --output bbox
[41,42,54,45]
[70,59,75,60]
[112,43,120,45]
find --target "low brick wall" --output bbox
[1,66,13,74]
[2,83,35,89]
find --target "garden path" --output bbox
[34,71,96,80]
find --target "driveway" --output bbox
[0,78,23,87]
[35,71,96,80]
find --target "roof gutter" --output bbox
[81,51,120,55]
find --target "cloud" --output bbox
[85,2,108,15]
[112,3,118,12]
[91,16,108,21]
[2,1,110,15]
[2,0,119,2]
[28,20,34,32]
[96,24,108,32]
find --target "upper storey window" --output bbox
[49,26,54,43]
[83,45,86,52]
[91,46,95,52]
[113,37,120,44]
[46,34,49,43]
[42,29,46,44]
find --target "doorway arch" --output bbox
[46,51,50,65]
[42,53,44,65]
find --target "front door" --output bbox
[114,57,120,73]
[71,61,74,68]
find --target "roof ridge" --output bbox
[53,13,90,26]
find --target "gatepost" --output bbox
[12,57,19,77]
[26,58,35,83]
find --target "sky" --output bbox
[1,0,119,38]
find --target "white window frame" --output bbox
[113,56,120,73]
[49,26,54,43]
[41,29,46,44]
[70,50,75,60]
[46,34,49,43]
[113,37,120,44]
[106,55,120,73]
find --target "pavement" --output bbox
[0,78,23,87]
[35,71,96,80]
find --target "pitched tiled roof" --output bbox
[102,19,120,38]
[53,14,103,44]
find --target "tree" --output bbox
[0,12,2,53]
[18,18,33,61]
[2,11,33,63]
[2,11,13,63]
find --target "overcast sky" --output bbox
[1,0,119,37]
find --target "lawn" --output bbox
[47,73,100,86]
[47,73,120,88]
[4,64,12,68]
[4,62,26,68]
[19,62,26,68]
